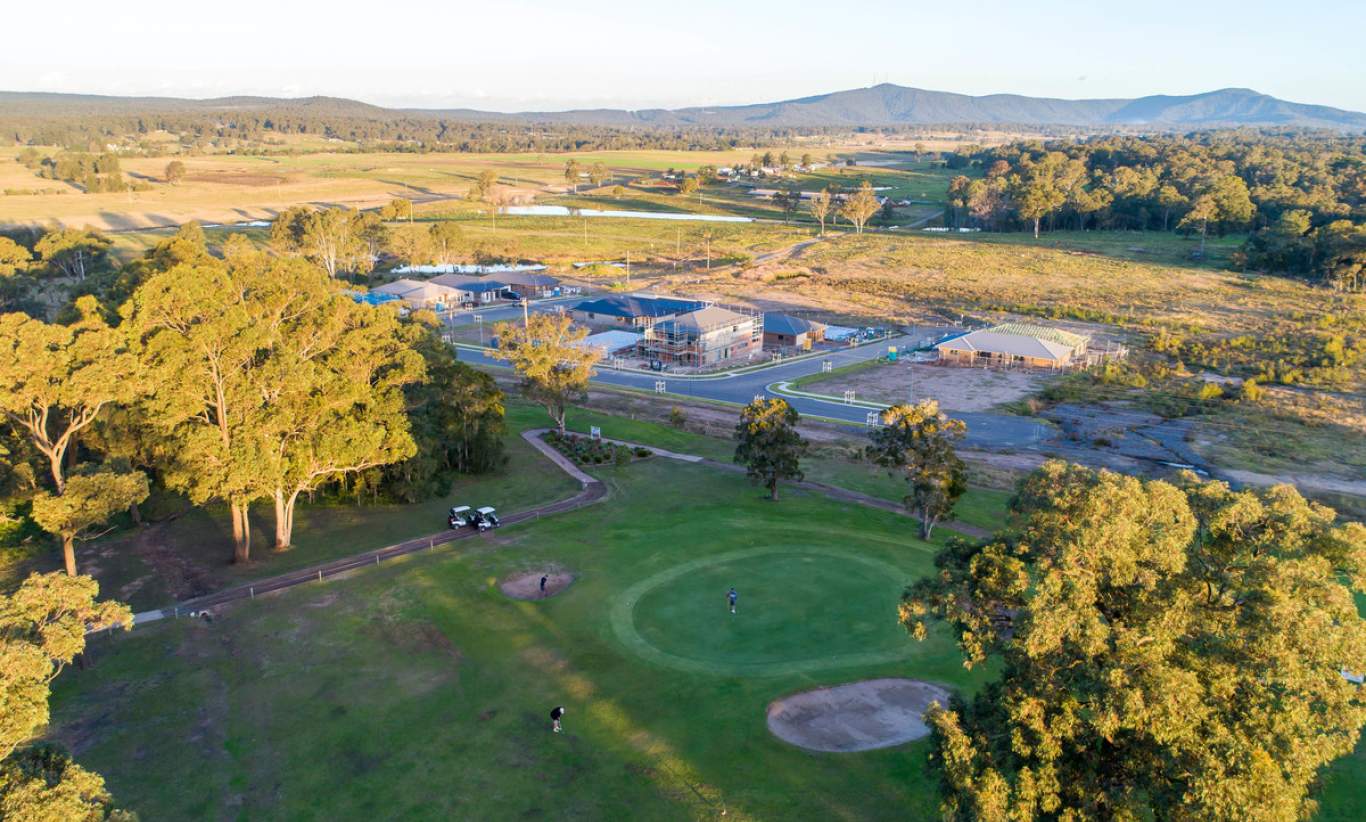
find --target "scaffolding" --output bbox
[639,304,765,366]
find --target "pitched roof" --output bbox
[989,323,1089,352]
[936,327,1080,362]
[763,313,822,336]
[429,274,508,293]
[373,279,464,301]
[572,295,706,319]
[654,306,752,335]
[491,270,559,287]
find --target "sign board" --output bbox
[865,411,881,427]
[590,426,601,441]
[821,360,833,373]
[842,390,856,404]
[655,380,667,394]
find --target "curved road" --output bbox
[455,333,1049,450]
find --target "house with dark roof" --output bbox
[430,274,509,305]
[569,294,708,328]
[762,313,826,351]
[488,270,560,297]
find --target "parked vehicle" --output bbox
[448,505,473,529]
[473,506,501,531]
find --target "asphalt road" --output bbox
[456,332,1050,449]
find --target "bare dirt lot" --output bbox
[767,678,952,752]
[805,360,1049,412]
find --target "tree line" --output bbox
[947,130,1364,290]
[0,222,505,573]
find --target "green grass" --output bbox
[5,404,579,611]
[52,457,990,820]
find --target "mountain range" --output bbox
[3,85,1363,130]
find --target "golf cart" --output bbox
[473,506,501,531]
[448,505,473,529]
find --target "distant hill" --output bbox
[2,85,1363,130]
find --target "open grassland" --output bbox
[51,457,992,820]
[0,145,914,231]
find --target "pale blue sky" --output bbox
[5,0,1363,112]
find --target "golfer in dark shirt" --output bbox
[728,588,738,614]
[540,575,548,596]
[550,705,565,733]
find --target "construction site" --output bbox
[638,304,766,368]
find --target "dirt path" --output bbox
[754,237,826,265]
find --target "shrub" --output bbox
[669,406,687,428]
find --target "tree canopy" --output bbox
[867,401,967,539]
[904,461,1366,821]
[489,312,599,435]
[733,398,807,500]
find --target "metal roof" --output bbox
[572,295,706,319]
[763,313,822,336]
[654,306,752,335]
[935,325,1085,362]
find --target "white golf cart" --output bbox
[448,505,473,529]
[473,506,501,531]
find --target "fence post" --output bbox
[249,587,254,599]
[318,570,323,582]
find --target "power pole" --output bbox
[522,298,529,329]
[625,250,631,285]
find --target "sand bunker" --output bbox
[767,678,951,752]
[500,571,574,600]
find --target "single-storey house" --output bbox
[371,278,464,311]
[488,270,560,298]
[763,314,826,351]
[640,305,763,366]
[430,274,509,305]
[935,323,1089,369]
[569,295,708,328]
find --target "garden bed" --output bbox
[543,431,653,466]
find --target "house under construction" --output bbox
[639,304,764,366]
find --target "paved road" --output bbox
[456,332,1050,449]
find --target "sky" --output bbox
[4,0,1364,112]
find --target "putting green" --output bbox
[610,546,921,677]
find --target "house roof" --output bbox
[572,295,706,319]
[653,306,752,335]
[935,326,1084,362]
[429,274,508,293]
[989,323,1089,352]
[372,278,431,296]
[763,313,822,336]
[491,271,559,287]
[573,330,642,354]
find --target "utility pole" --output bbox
[522,298,529,329]
[625,250,631,285]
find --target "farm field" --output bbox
[51,456,992,820]
[0,145,941,231]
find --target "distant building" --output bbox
[640,305,763,366]
[569,294,708,328]
[371,278,463,311]
[763,314,826,351]
[935,323,1090,369]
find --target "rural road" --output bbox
[455,334,1051,450]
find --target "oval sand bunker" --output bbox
[767,678,951,752]
[500,572,574,600]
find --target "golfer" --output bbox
[550,705,565,733]
[540,575,548,597]
[727,587,738,615]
